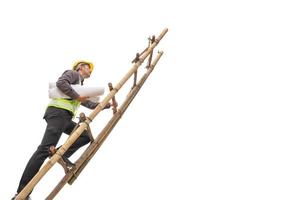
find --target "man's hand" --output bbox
[104,102,111,109]
[77,95,89,103]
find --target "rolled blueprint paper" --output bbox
[49,83,104,102]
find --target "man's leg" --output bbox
[63,120,91,158]
[16,114,67,193]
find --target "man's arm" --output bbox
[56,70,110,110]
[56,70,81,100]
[81,101,111,109]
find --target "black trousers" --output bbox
[17,107,90,193]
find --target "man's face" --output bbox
[79,64,92,78]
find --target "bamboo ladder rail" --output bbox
[15,27,168,200]
[46,51,164,200]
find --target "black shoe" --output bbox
[61,155,76,169]
[48,146,76,172]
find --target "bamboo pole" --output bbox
[15,28,168,200]
[46,51,163,200]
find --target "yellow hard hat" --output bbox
[72,60,94,72]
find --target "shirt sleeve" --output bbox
[56,70,80,100]
[81,101,111,110]
[81,100,99,109]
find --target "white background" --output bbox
[0,0,299,199]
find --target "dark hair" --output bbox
[75,62,89,71]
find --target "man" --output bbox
[12,61,110,199]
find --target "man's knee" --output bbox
[46,125,62,135]
[36,145,53,158]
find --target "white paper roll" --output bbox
[49,83,104,102]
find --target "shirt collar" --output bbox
[78,72,84,85]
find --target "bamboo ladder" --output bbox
[15,28,168,200]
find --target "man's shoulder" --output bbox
[61,70,80,78]
[59,70,80,83]
[62,69,78,75]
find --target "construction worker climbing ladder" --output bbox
[11,61,111,200]
[13,28,168,200]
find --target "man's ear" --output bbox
[77,65,82,71]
